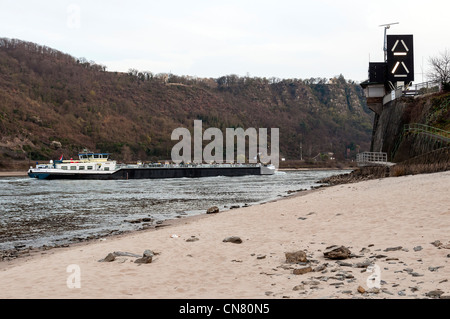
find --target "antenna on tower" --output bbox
[379,22,399,62]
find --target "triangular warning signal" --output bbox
[391,40,409,56]
[391,61,410,78]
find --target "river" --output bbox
[0,169,349,250]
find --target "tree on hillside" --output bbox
[428,49,450,91]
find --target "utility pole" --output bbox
[300,142,303,161]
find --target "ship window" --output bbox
[104,167,109,171]
[61,166,68,170]
[70,166,77,170]
[94,154,99,159]
[102,154,108,159]
[87,166,93,170]
[79,166,85,170]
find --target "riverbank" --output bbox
[0,171,27,177]
[0,170,449,299]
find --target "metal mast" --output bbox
[379,22,399,62]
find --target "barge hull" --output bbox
[29,166,263,180]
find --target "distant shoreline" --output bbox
[279,167,354,171]
[0,171,27,177]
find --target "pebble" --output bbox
[323,245,351,260]
[426,290,444,298]
[302,280,320,286]
[206,206,219,214]
[292,266,313,275]
[99,250,154,264]
[410,272,423,277]
[223,236,243,244]
[382,289,394,295]
[431,240,442,247]
[285,251,308,263]
[366,288,380,294]
[292,285,304,291]
[134,250,154,264]
[371,254,387,259]
[355,260,372,268]
[101,253,116,262]
[314,264,327,272]
[336,260,353,267]
[360,248,370,254]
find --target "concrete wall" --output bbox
[370,92,448,162]
[370,97,411,156]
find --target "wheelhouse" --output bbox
[78,152,110,162]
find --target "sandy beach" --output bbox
[0,171,449,299]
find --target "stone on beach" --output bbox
[285,251,308,263]
[99,250,154,264]
[426,290,444,298]
[101,252,116,262]
[384,246,403,252]
[114,251,142,258]
[323,245,352,260]
[292,266,313,275]
[135,250,154,264]
[206,206,220,214]
[223,236,243,244]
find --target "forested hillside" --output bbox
[0,38,373,168]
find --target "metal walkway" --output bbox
[356,152,395,167]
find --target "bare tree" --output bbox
[428,49,450,88]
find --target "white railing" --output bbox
[402,81,441,96]
[356,152,388,167]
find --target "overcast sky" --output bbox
[1,0,449,82]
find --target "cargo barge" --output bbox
[27,151,276,180]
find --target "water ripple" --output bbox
[0,170,348,249]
